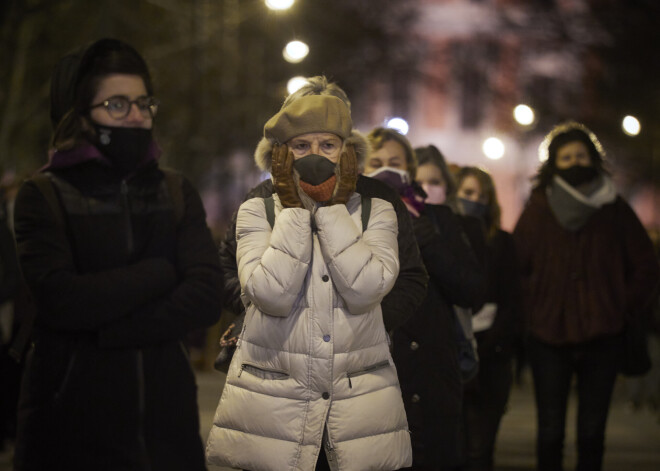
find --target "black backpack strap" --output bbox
[30,173,65,227]
[264,195,275,229]
[361,194,371,232]
[161,168,184,225]
[10,173,63,363]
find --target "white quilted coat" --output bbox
[206,192,412,471]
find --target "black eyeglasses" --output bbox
[89,95,159,119]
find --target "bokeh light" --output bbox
[265,0,294,11]
[283,40,309,63]
[287,76,308,94]
[513,104,535,125]
[482,137,505,160]
[386,117,409,135]
[622,115,641,136]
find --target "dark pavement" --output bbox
[2,368,659,470]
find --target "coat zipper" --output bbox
[237,362,289,379]
[346,360,390,388]
[121,180,134,257]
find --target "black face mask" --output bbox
[556,165,598,187]
[459,198,489,222]
[292,154,336,185]
[92,123,152,176]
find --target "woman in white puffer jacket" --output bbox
[206,87,412,471]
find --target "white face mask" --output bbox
[422,183,446,205]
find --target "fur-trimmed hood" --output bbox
[254,129,370,172]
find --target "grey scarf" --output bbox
[546,175,617,231]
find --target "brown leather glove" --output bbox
[271,144,303,208]
[330,144,358,205]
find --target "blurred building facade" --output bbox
[355,0,658,230]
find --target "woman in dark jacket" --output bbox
[455,166,522,471]
[12,39,223,471]
[365,128,485,470]
[513,121,659,471]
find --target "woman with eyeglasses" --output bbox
[11,38,223,470]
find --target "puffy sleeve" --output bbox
[236,198,312,317]
[314,198,399,314]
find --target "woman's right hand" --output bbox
[219,323,238,347]
[271,144,303,208]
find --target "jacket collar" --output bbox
[44,141,161,172]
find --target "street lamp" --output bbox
[622,115,641,136]
[483,137,505,160]
[283,40,309,63]
[513,104,535,126]
[265,0,294,11]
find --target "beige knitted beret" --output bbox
[263,95,352,143]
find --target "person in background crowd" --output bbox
[12,38,223,470]
[215,76,428,375]
[414,144,459,211]
[366,128,485,470]
[207,79,413,471]
[513,121,660,471]
[455,166,522,471]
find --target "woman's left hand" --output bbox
[330,144,358,205]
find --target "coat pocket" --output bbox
[238,362,289,380]
[346,360,391,388]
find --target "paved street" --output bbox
[198,369,660,471]
[2,368,659,470]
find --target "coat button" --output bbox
[323,334,331,342]
[411,394,421,403]
[322,275,329,282]
[322,392,330,400]
[410,341,419,351]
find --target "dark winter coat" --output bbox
[392,204,485,468]
[12,146,223,471]
[219,175,429,332]
[513,188,659,345]
[474,229,522,360]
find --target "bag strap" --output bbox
[264,195,276,229]
[360,194,371,232]
[9,173,63,362]
[264,194,371,232]
[30,173,65,227]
